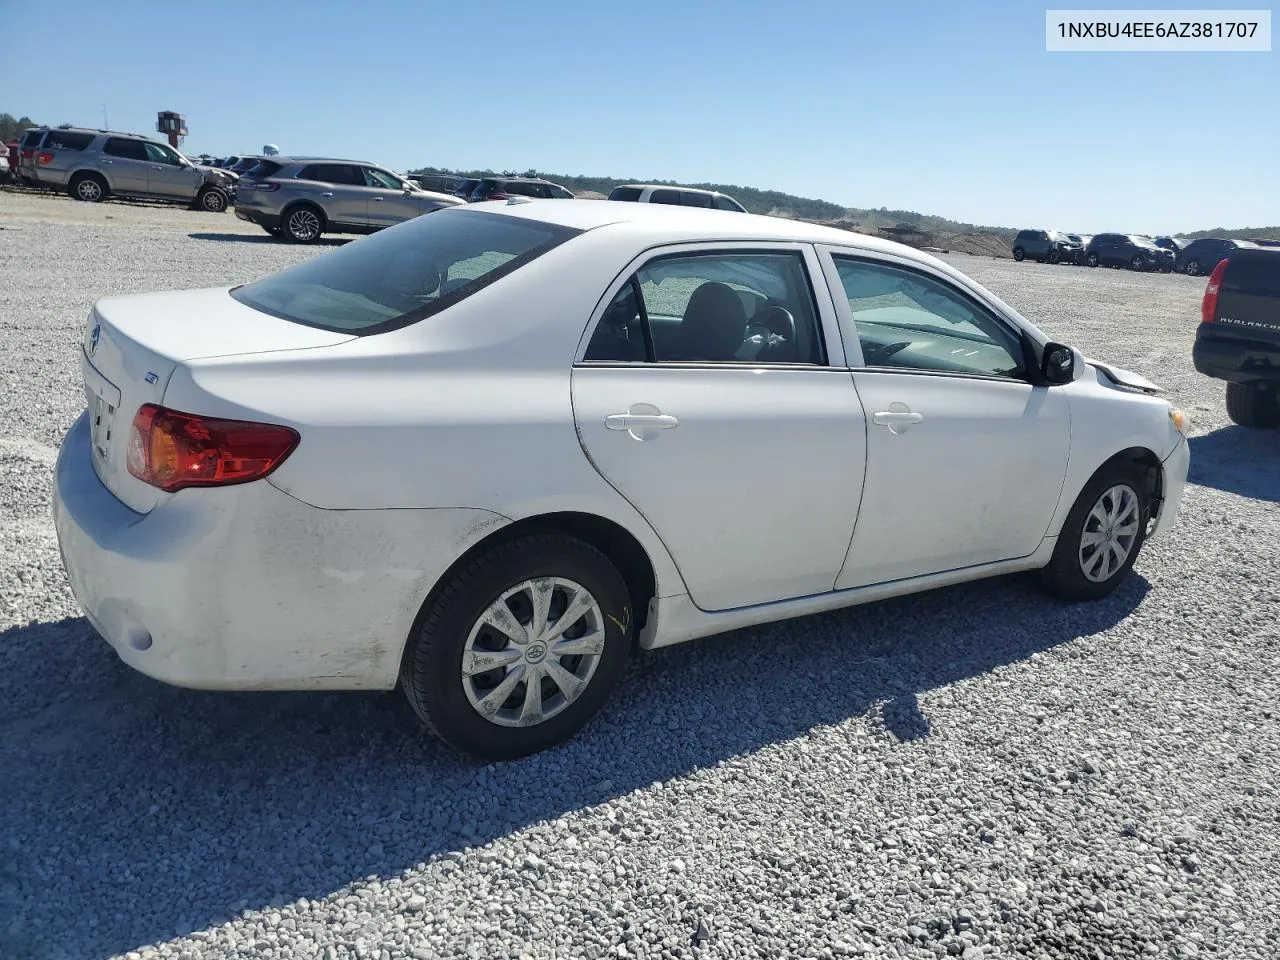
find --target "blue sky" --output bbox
[3,0,1275,234]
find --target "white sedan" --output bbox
[53,200,1190,759]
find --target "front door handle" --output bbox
[321,191,334,197]
[373,196,384,201]
[605,403,678,441]
[873,403,923,435]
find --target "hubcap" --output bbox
[203,190,225,211]
[288,209,320,240]
[1078,484,1140,583]
[78,180,100,200]
[461,577,605,728]
[1186,261,1199,276]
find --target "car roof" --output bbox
[617,184,728,196]
[451,199,941,256]
[273,156,377,165]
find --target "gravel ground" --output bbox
[2,189,1278,960]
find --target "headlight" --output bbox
[1169,407,1190,434]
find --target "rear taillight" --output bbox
[36,152,54,165]
[485,192,509,201]
[20,148,34,159]
[126,404,299,493]
[1201,258,1229,324]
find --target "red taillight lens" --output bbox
[126,404,299,493]
[37,152,54,165]
[21,148,34,159]
[1201,258,1229,324]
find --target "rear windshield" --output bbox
[1226,254,1280,297]
[230,209,581,334]
[609,186,643,201]
[246,160,283,178]
[45,130,94,151]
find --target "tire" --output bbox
[1013,247,1025,262]
[1038,461,1150,601]
[283,203,325,242]
[1048,249,1061,265]
[400,533,634,760]
[1130,255,1146,271]
[1225,381,1280,428]
[196,185,228,213]
[1184,260,1201,277]
[69,173,107,203]
[1086,252,1099,267]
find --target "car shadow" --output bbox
[0,573,1148,958]
[188,232,349,246]
[1188,427,1280,503]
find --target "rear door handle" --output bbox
[321,191,334,197]
[605,406,679,441]
[373,196,384,201]
[873,405,923,435]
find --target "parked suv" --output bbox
[1012,229,1083,264]
[17,126,236,211]
[235,157,463,242]
[1084,234,1175,272]
[468,177,575,201]
[1176,237,1257,277]
[607,183,747,212]
[1192,249,1280,427]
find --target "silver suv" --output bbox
[235,157,464,242]
[18,126,236,211]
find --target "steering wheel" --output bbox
[865,340,912,364]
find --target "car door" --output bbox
[295,163,371,227]
[571,243,867,612]
[143,141,200,199]
[99,137,151,194]
[361,166,423,228]
[819,247,1070,588]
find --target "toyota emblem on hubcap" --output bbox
[525,642,547,664]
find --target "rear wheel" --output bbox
[1013,247,1025,262]
[1184,259,1201,277]
[400,533,633,759]
[69,173,106,203]
[1226,382,1280,428]
[283,203,324,242]
[1038,461,1150,601]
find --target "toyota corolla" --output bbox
[53,200,1190,759]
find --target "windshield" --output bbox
[230,210,581,334]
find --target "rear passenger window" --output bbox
[649,189,682,205]
[680,191,713,208]
[584,252,825,365]
[609,186,642,201]
[297,164,362,185]
[45,131,93,151]
[103,138,148,161]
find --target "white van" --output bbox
[607,183,746,212]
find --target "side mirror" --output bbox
[1041,342,1075,385]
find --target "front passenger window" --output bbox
[834,257,1025,379]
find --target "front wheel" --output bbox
[1038,463,1150,601]
[1130,255,1146,271]
[400,533,633,759]
[1013,247,1025,262]
[197,185,228,213]
[1048,249,1062,265]
[1086,252,1099,267]
[1184,259,1201,277]
[1226,381,1280,428]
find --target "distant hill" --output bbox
[407,163,1280,259]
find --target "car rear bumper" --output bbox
[53,410,508,691]
[1151,434,1189,540]
[234,204,281,230]
[1192,328,1280,384]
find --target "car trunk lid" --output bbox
[1212,250,1280,341]
[81,287,355,513]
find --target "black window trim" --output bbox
[830,252,1036,384]
[577,246,831,369]
[229,209,585,337]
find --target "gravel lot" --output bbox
[2,189,1278,960]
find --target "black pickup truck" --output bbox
[1193,248,1280,427]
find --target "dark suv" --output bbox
[1192,248,1280,426]
[1012,229,1083,265]
[1084,234,1175,272]
[468,177,574,201]
[1176,238,1256,277]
